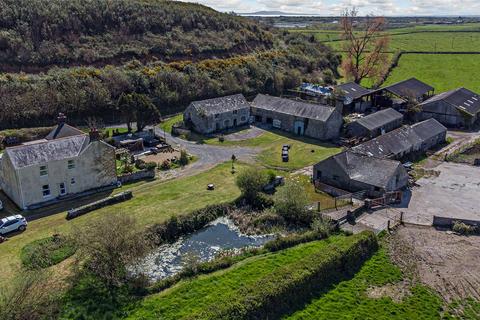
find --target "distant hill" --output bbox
[0,0,273,69]
[241,11,319,16]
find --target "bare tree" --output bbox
[341,8,390,84]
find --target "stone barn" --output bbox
[183,94,251,134]
[352,118,447,160]
[251,94,342,140]
[313,150,409,197]
[347,108,403,139]
[418,87,480,128]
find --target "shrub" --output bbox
[72,214,151,288]
[145,162,157,171]
[160,160,171,170]
[235,168,269,205]
[311,216,336,237]
[273,179,311,225]
[266,169,277,183]
[179,149,189,166]
[135,159,146,170]
[218,135,225,143]
[452,221,477,235]
[21,235,77,269]
[264,230,327,252]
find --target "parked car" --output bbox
[0,215,27,235]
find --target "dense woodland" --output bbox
[0,0,272,67]
[0,0,340,129]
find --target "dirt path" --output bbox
[391,225,480,302]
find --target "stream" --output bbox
[138,217,274,281]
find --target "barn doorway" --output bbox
[233,119,237,127]
[294,120,305,135]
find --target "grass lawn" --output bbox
[205,128,343,171]
[383,54,480,92]
[126,235,351,319]
[0,162,246,286]
[159,114,183,133]
[284,247,443,320]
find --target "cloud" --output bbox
[179,0,480,15]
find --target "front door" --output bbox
[233,118,237,127]
[59,182,67,196]
[294,120,305,135]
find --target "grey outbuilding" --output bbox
[418,87,480,128]
[251,94,343,140]
[347,108,403,139]
[183,94,251,134]
[313,150,409,197]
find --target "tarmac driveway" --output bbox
[401,162,480,225]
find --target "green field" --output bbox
[383,54,480,92]
[206,128,342,170]
[285,247,442,319]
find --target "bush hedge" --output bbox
[20,235,77,269]
[195,231,378,319]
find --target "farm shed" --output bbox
[418,87,480,128]
[352,118,447,160]
[347,108,403,139]
[313,150,408,197]
[183,94,251,134]
[335,82,373,112]
[373,78,434,109]
[251,94,342,140]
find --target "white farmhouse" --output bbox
[0,118,117,210]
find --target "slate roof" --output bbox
[335,82,372,100]
[5,135,89,169]
[252,94,336,122]
[329,151,402,188]
[353,108,403,131]
[190,94,250,116]
[45,123,85,140]
[382,78,434,99]
[352,119,446,158]
[419,87,480,116]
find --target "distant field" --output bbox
[383,54,480,92]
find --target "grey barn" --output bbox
[183,94,251,134]
[313,150,409,197]
[352,118,447,160]
[251,94,342,140]
[418,87,480,128]
[347,108,403,139]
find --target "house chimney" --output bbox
[57,113,67,125]
[89,128,100,141]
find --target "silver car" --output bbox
[0,215,27,235]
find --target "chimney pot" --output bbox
[89,128,100,141]
[58,113,67,125]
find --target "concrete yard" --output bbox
[401,162,480,225]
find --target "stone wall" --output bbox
[118,169,155,184]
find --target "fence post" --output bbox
[400,211,404,224]
[387,220,391,231]
[335,197,337,210]
[317,201,321,212]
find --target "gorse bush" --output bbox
[235,167,269,205]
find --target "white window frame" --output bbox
[67,160,75,169]
[42,184,51,197]
[40,165,48,176]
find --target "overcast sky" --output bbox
[182,0,480,16]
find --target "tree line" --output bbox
[0,34,340,129]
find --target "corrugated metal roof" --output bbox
[252,94,336,122]
[420,87,480,116]
[335,82,372,100]
[383,78,434,99]
[190,94,250,116]
[6,135,89,169]
[354,108,403,131]
[332,151,402,188]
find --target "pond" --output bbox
[138,217,273,281]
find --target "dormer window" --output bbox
[67,160,75,169]
[40,165,48,176]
